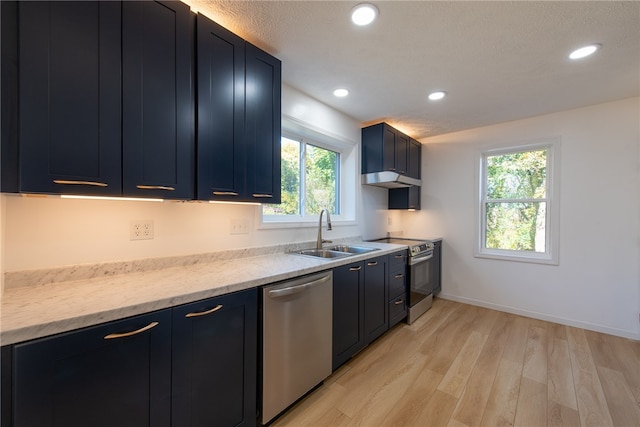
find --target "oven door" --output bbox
[408,251,434,308]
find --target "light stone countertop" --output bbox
[0,241,408,346]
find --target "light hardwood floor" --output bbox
[272,298,640,427]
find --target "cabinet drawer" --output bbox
[388,250,407,272]
[388,296,407,328]
[388,270,406,300]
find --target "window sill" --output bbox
[258,217,356,230]
[475,249,558,265]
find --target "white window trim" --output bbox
[475,139,561,265]
[259,115,358,229]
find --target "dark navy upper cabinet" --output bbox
[123,1,194,200]
[196,13,281,203]
[245,43,282,204]
[16,1,122,196]
[362,122,409,176]
[196,14,245,201]
[3,1,194,199]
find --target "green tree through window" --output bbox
[482,148,548,253]
[263,136,339,216]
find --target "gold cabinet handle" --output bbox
[104,321,159,340]
[213,191,239,196]
[136,185,175,191]
[252,193,273,198]
[395,254,404,259]
[394,273,404,279]
[367,261,378,266]
[185,304,223,318]
[53,179,108,187]
[394,299,404,305]
[349,266,362,271]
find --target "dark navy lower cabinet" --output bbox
[3,288,258,427]
[172,290,257,427]
[11,310,172,427]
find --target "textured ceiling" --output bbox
[183,0,640,141]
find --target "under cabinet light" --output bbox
[61,195,164,202]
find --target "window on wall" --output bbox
[263,135,340,218]
[477,141,559,264]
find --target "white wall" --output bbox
[2,85,387,272]
[403,97,640,339]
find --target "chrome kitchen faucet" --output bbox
[316,209,333,249]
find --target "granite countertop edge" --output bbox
[0,241,415,346]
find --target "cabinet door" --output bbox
[332,262,365,371]
[13,311,171,427]
[433,240,442,294]
[196,14,245,201]
[389,186,421,210]
[363,255,388,344]
[172,290,257,427]
[122,1,194,200]
[245,43,282,203]
[408,139,422,179]
[18,1,122,196]
[382,125,396,172]
[394,131,409,175]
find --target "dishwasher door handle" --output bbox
[267,274,332,298]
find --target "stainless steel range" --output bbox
[374,238,436,324]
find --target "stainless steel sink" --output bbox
[293,245,379,259]
[295,249,352,259]
[326,245,379,254]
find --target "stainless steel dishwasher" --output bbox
[261,271,333,425]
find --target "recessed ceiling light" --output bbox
[333,88,349,97]
[428,91,447,101]
[351,3,378,26]
[569,44,601,60]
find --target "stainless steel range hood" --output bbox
[361,171,422,189]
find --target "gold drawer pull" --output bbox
[213,191,239,196]
[367,261,378,266]
[53,179,108,187]
[252,193,273,198]
[185,304,223,318]
[104,321,159,340]
[136,185,175,191]
[394,299,404,305]
[395,254,404,258]
[394,273,404,279]
[349,266,362,271]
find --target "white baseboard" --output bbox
[437,293,640,341]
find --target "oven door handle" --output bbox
[409,252,433,265]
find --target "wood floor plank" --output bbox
[585,329,640,405]
[596,365,640,427]
[514,377,547,427]
[548,336,578,410]
[566,326,615,427]
[501,313,530,364]
[413,389,458,426]
[381,367,444,426]
[346,352,429,425]
[438,330,488,398]
[451,312,512,427]
[523,324,548,384]
[547,401,581,427]
[480,359,523,427]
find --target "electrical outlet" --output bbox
[130,220,154,240]
[230,218,250,235]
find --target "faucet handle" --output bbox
[322,239,333,244]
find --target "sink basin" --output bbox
[326,245,379,254]
[295,249,352,259]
